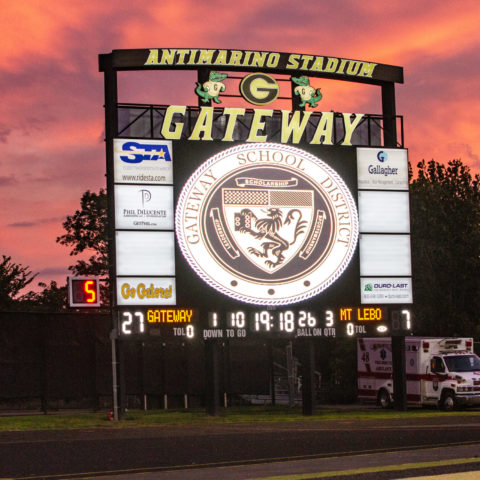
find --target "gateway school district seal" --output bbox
[176,143,358,305]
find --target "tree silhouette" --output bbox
[410,159,480,337]
[0,255,37,310]
[56,189,108,277]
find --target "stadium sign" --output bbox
[100,47,410,328]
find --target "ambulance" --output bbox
[357,337,480,410]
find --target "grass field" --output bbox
[0,405,479,432]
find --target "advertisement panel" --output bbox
[113,138,173,184]
[116,277,176,306]
[115,231,175,276]
[358,191,410,233]
[360,277,413,304]
[359,234,411,276]
[357,148,408,190]
[114,184,174,230]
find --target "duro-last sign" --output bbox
[361,278,413,304]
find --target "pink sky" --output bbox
[1,0,480,291]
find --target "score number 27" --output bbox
[121,311,144,335]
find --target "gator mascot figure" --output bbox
[195,72,228,104]
[291,76,322,108]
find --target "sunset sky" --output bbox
[1,0,480,291]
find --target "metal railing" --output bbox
[115,104,404,148]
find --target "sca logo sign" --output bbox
[176,143,358,305]
[119,141,172,164]
[240,73,279,105]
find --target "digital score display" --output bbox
[119,308,198,337]
[118,306,411,339]
[68,276,100,307]
[206,308,397,339]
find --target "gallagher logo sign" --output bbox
[357,148,408,190]
[175,143,358,305]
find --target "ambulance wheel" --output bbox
[378,389,391,409]
[440,391,456,411]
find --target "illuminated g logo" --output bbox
[377,151,388,162]
[240,73,279,105]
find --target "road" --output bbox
[0,414,479,479]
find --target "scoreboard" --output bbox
[100,48,411,345]
[118,307,412,338]
[100,48,412,417]
[113,140,412,341]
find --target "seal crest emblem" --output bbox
[176,143,358,305]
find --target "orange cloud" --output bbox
[2,0,480,293]
[1,2,112,71]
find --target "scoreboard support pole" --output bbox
[382,82,397,148]
[298,339,316,416]
[205,339,220,416]
[392,335,407,410]
[101,53,126,420]
[268,341,276,406]
[118,340,127,419]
